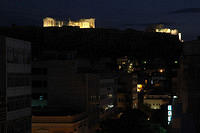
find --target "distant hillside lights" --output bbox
[43,17,95,28]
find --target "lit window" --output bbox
[108,105,114,108]
[108,94,113,97]
[145,80,148,84]
[155,83,160,87]
[137,84,142,92]
[159,69,164,73]
[39,96,44,101]
[119,65,122,70]
[122,62,126,65]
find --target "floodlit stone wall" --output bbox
[43,17,95,28]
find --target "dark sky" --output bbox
[1,0,200,40]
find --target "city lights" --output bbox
[119,65,122,70]
[173,96,178,99]
[145,80,148,84]
[155,27,183,42]
[137,84,143,92]
[168,105,172,125]
[1,1,200,132]
[159,69,164,73]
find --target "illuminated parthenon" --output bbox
[68,18,95,28]
[43,17,65,27]
[43,17,95,28]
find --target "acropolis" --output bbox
[43,17,95,28]
[153,24,183,42]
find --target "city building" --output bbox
[0,36,31,133]
[99,74,117,119]
[116,55,180,112]
[142,68,173,110]
[144,94,170,109]
[0,24,183,133]
[32,110,88,133]
[43,17,95,28]
[117,73,135,110]
[32,59,117,127]
[0,36,7,133]
[172,39,200,133]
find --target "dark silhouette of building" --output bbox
[0,36,31,133]
[172,39,200,133]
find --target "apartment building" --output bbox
[0,36,31,133]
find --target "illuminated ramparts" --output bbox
[43,17,95,28]
[155,27,183,42]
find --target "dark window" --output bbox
[32,80,43,88]
[7,74,31,87]
[32,68,48,75]
[7,96,31,111]
[32,80,47,88]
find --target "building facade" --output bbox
[144,94,170,109]
[173,39,200,133]
[32,60,116,128]
[0,36,7,133]
[99,74,116,119]
[32,112,88,133]
[0,36,31,133]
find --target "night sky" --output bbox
[1,0,200,40]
